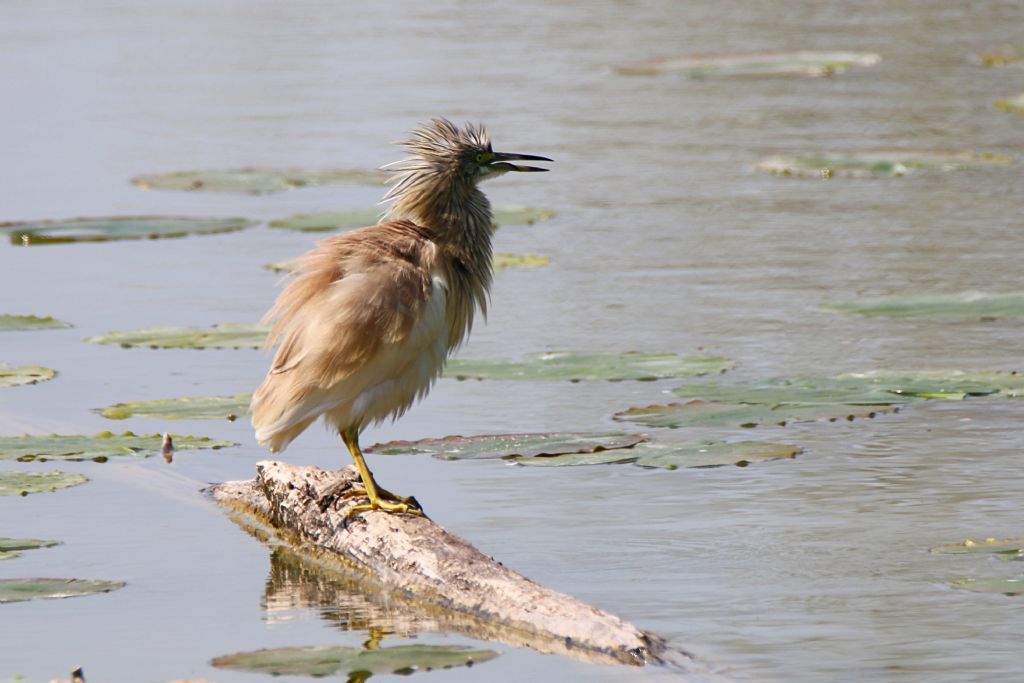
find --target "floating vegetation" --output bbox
[615,400,898,429]
[0,315,72,332]
[86,323,268,350]
[755,151,1011,178]
[492,205,555,227]
[211,644,499,677]
[950,576,1024,596]
[268,209,382,232]
[446,351,734,382]
[0,365,56,388]
[824,291,1024,319]
[975,46,1024,67]
[369,432,647,460]
[0,471,88,497]
[0,578,124,603]
[131,168,386,194]
[0,216,253,246]
[98,394,252,421]
[616,50,881,77]
[519,440,801,469]
[0,431,237,462]
[493,253,550,270]
[931,536,1024,556]
[0,538,60,561]
[995,93,1024,114]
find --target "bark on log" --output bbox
[210,461,685,668]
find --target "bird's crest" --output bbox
[382,119,490,202]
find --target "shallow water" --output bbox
[2,1,1024,681]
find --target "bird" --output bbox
[251,118,550,516]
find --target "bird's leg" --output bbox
[341,428,423,517]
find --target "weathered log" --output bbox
[210,461,686,669]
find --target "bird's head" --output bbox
[384,119,550,198]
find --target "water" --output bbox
[2,1,1024,681]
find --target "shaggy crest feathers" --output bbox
[382,118,491,203]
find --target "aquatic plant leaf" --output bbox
[931,537,1024,555]
[368,432,646,460]
[950,576,1024,596]
[631,441,801,469]
[211,644,498,676]
[0,315,72,332]
[0,578,124,603]
[995,93,1024,113]
[98,394,253,421]
[492,206,555,227]
[0,216,253,246]
[615,400,898,429]
[825,291,1024,318]
[833,370,1024,399]
[0,538,60,561]
[0,431,237,462]
[132,168,386,194]
[0,365,56,388]
[446,351,733,382]
[671,377,918,406]
[617,50,881,77]
[514,450,643,467]
[976,46,1024,66]
[493,253,550,270]
[268,209,383,232]
[86,323,268,349]
[263,259,297,274]
[755,151,1010,179]
[0,472,88,496]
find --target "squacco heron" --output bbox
[251,119,550,516]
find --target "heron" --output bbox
[251,119,550,516]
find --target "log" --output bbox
[210,461,689,669]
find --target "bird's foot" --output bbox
[347,498,425,518]
[322,483,424,518]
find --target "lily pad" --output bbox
[0,216,253,246]
[0,365,56,388]
[833,370,1024,399]
[995,93,1024,114]
[0,472,88,496]
[131,168,386,194]
[492,206,555,227]
[0,315,72,332]
[446,351,734,382]
[86,323,268,349]
[493,253,550,270]
[268,209,383,232]
[616,50,881,77]
[615,400,898,429]
[211,644,498,677]
[950,576,1024,596]
[0,431,237,462]
[99,394,253,421]
[368,432,646,460]
[0,538,60,561]
[0,578,124,603]
[931,536,1024,556]
[517,440,800,469]
[755,151,1011,178]
[824,291,1024,319]
[976,46,1024,67]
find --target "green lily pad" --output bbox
[615,400,898,429]
[0,365,56,388]
[98,394,252,421]
[825,291,1024,319]
[950,576,1024,596]
[517,440,800,469]
[0,315,72,332]
[368,432,646,460]
[995,93,1024,113]
[0,578,124,603]
[834,370,1024,399]
[446,351,734,382]
[492,206,555,227]
[211,644,499,677]
[493,253,550,270]
[131,168,386,194]
[0,216,253,246]
[616,50,881,77]
[931,536,1024,555]
[268,209,383,233]
[976,46,1024,66]
[0,471,88,496]
[0,431,237,462]
[86,323,268,349]
[0,538,60,561]
[755,151,1011,178]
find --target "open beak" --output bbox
[490,152,552,172]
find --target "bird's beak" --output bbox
[490,152,552,172]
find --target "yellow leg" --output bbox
[342,428,423,517]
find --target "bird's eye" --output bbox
[475,151,491,164]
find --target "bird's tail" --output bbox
[250,374,318,453]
